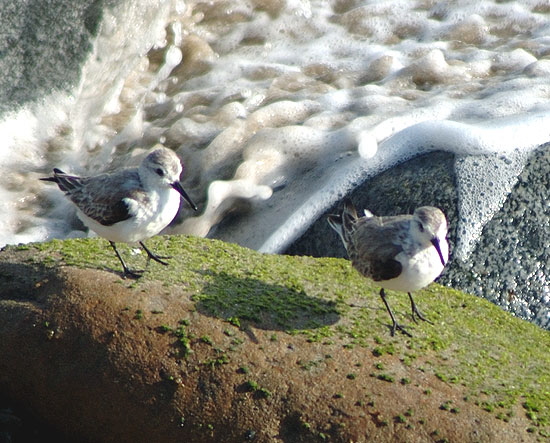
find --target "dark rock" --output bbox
[0,0,104,115]
[444,146,550,328]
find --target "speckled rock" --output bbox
[444,147,550,328]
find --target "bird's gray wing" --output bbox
[348,217,407,281]
[60,170,147,226]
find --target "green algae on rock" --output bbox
[2,235,549,440]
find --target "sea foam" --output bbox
[0,0,548,263]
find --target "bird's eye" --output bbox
[155,168,164,177]
[417,221,424,232]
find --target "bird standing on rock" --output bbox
[41,147,197,278]
[328,198,449,336]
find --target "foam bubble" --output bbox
[439,14,488,45]
[492,48,538,72]
[357,132,378,159]
[407,49,471,85]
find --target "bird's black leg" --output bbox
[109,241,143,278]
[139,241,170,266]
[408,292,433,324]
[379,289,412,337]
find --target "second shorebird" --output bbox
[41,147,197,278]
[328,198,449,337]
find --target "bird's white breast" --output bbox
[77,187,180,243]
[379,236,448,292]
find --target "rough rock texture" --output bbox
[0,237,548,442]
[286,148,550,329]
[444,147,550,328]
[0,0,103,113]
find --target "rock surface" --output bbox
[0,236,548,442]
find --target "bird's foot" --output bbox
[122,268,145,279]
[411,306,433,324]
[390,321,413,338]
[140,242,170,266]
[408,293,433,325]
[145,253,170,266]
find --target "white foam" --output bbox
[0,0,548,260]
[357,132,378,159]
[179,179,273,238]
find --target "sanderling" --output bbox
[41,147,197,278]
[328,198,449,337]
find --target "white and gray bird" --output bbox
[328,198,449,336]
[41,147,197,278]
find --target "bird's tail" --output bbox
[327,198,359,251]
[40,168,82,193]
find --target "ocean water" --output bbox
[0,1,549,322]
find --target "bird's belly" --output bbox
[378,248,445,292]
[77,190,180,243]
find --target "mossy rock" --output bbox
[0,235,548,442]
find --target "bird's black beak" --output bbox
[431,237,446,266]
[172,181,198,211]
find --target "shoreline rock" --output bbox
[0,236,548,441]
